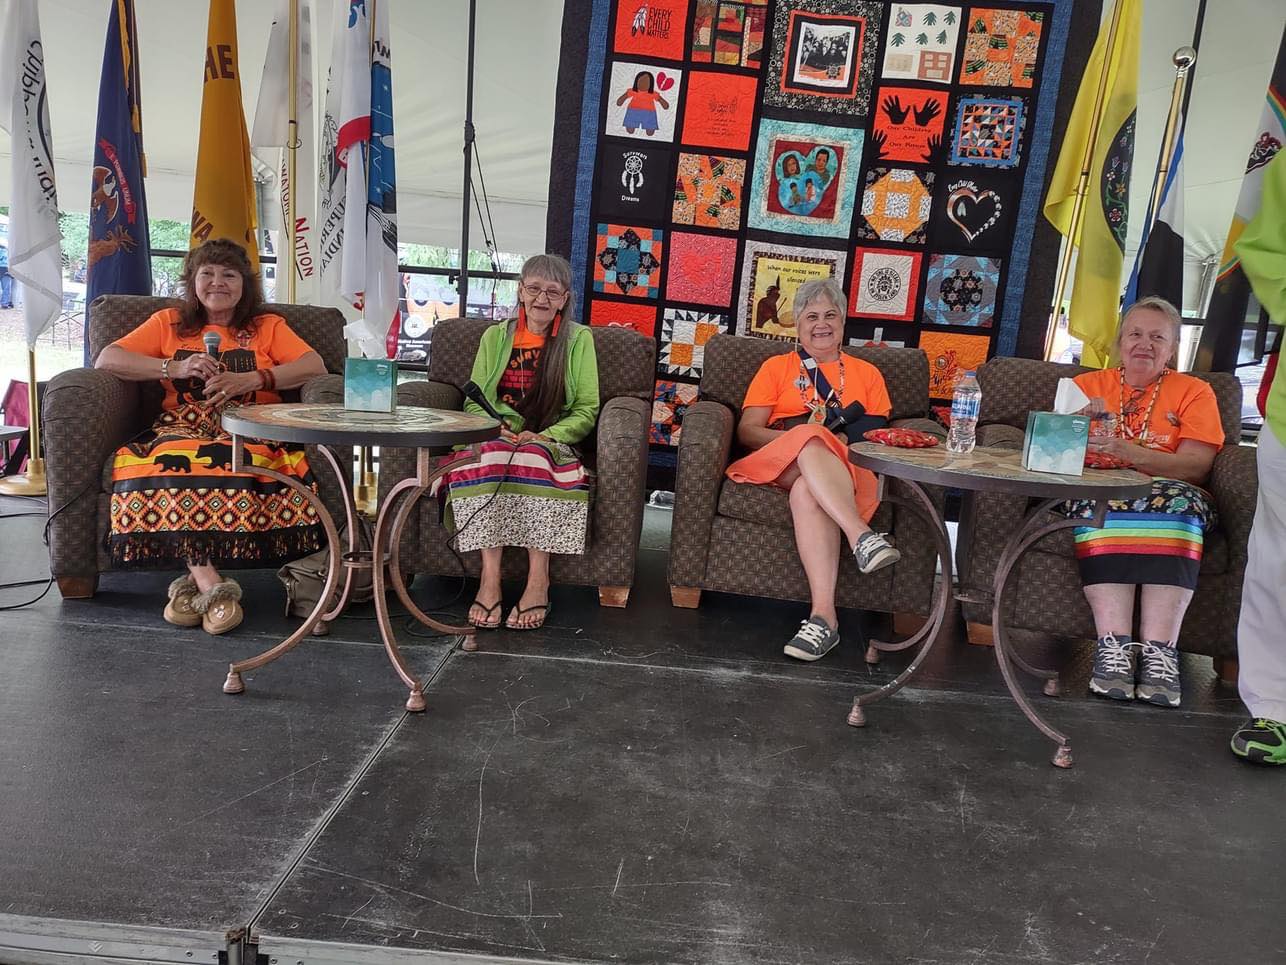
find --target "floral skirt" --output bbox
[1063,478,1217,590]
[431,438,590,555]
[109,403,323,568]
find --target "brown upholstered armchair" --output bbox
[43,294,348,599]
[956,356,1254,677]
[378,317,656,607]
[668,334,944,624]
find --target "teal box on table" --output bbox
[344,358,398,412]
[1022,412,1089,475]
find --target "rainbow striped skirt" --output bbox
[1064,478,1216,590]
[431,438,590,555]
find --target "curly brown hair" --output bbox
[174,238,265,338]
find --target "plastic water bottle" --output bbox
[947,371,981,454]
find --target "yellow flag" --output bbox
[190,0,258,268]
[1043,0,1141,368]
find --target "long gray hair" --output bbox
[514,253,577,433]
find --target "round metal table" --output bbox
[220,403,499,711]
[847,441,1153,768]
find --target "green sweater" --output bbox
[1236,149,1286,445]
[463,320,600,444]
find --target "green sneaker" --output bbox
[1230,718,1286,766]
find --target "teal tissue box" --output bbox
[1022,412,1089,475]
[344,358,397,412]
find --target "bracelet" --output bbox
[261,367,276,392]
[161,357,171,380]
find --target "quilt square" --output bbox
[736,240,847,340]
[597,144,674,221]
[849,327,908,349]
[666,231,737,306]
[594,224,664,299]
[673,153,746,231]
[614,0,691,61]
[848,247,923,321]
[661,308,728,376]
[923,253,1001,327]
[871,86,948,165]
[589,299,658,338]
[950,95,1027,168]
[959,8,1044,88]
[881,4,961,84]
[692,0,768,68]
[747,119,864,239]
[931,171,1018,250]
[680,71,758,150]
[606,61,684,142]
[857,167,934,245]
[651,380,700,446]
[918,330,991,399]
[764,0,883,118]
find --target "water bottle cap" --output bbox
[964,370,976,377]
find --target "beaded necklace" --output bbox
[795,352,847,423]
[1117,365,1167,443]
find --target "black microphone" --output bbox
[462,380,510,429]
[202,331,221,357]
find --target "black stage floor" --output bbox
[0,496,1281,965]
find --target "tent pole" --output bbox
[459,0,477,316]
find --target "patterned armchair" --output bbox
[956,356,1254,674]
[668,333,944,622]
[43,294,348,599]
[378,317,655,607]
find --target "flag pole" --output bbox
[0,350,47,496]
[1143,48,1196,240]
[1042,0,1129,361]
[285,0,299,303]
[355,0,378,516]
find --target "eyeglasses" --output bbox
[521,283,567,302]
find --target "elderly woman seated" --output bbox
[95,238,328,634]
[432,253,599,632]
[728,278,900,663]
[1068,296,1224,708]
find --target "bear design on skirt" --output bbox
[152,453,191,473]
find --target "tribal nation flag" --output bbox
[362,0,399,358]
[86,0,152,364]
[1126,130,1184,311]
[1196,23,1286,373]
[252,0,318,304]
[1043,0,1141,368]
[0,0,63,348]
[191,0,258,268]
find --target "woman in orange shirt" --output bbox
[1067,297,1224,709]
[615,71,670,136]
[728,278,900,662]
[95,239,328,635]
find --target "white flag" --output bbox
[252,0,318,305]
[317,0,347,310]
[360,0,398,357]
[0,0,62,348]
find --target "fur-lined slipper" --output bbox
[163,575,202,628]
[192,579,244,636]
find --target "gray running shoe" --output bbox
[784,616,841,662]
[854,531,901,574]
[1136,641,1181,708]
[1089,633,1138,701]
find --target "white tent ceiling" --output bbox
[1,0,1284,299]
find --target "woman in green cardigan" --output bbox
[434,254,600,631]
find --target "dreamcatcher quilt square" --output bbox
[651,380,700,446]
[673,153,746,231]
[747,118,864,239]
[666,232,737,306]
[880,4,961,84]
[764,0,884,118]
[958,8,1045,89]
[597,144,674,222]
[918,330,991,399]
[856,167,934,245]
[848,248,923,321]
[950,95,1027,169]
[660,308,728,377]
[923,253,1001,328]
[594,224,664,299]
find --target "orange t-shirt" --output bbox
[624,89,663,112]
[742,352,893,424]
[112,308,315,409]
[1074,368,1224,454]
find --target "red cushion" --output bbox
[863,427,939,448]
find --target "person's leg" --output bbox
[1083,582,1139,700]
[793,437,869,548]
[186,561,242,634]
[1082,583,1136,638]
[189,561,223,593]
[470,546,504,627]
[508,548,551,629]
[789,478,841,631]
[1134,584,1193,708]
[1138,584,1194,643]
[0,270,12,307]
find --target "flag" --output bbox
[1195,24,1286,372]
[363,0,399,357]
[1125,131,1184,310]
[1043,0,1142,368]
[191,0,258,268]
[0,0,63,348]
[86,0,152,364]
[252,0,318,304]
[1236,148,1286,438]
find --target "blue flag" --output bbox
[85,0,151,364]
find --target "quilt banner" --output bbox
[556,0,1076,457]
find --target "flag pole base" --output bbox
[0,456,48,497]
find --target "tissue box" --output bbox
[344,358,397,412]
[1022,412,1089,475]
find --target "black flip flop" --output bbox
[469,599,503,629]
[506,602,550,631]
